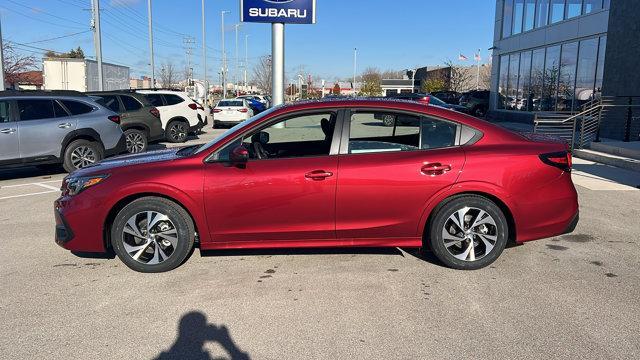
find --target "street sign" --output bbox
[240,0,316,24]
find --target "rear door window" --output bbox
[120,95,143,111]
[0,101,12,123]
[163,94,184,105]
[61,100,94,115]
[218,100,243,107]
[348,112,421,154]
[17,99,57,121]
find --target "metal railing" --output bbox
[533,96,640,151]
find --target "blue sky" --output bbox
[1,0,495,82]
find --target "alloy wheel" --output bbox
[126,132,146,153]
[70,146,97,169]
[170,123,187,142]
[121,211,178,265]
[441,206,498,261]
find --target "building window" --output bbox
[518,51,533,111]
[498,55,510,109]
[558,42,578,111]
[565,0,582,18]
[594,36,607,97]
[503,0,514,38]
[523,0,536,31]
[535,0,550,28]
[530,48,546,111]
[542,45,561,111]
[575,38,599,109]
[512,0,525,35]
[550,0,565,23]
[506,54,521,110]
[583,0,603,14]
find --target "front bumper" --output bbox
[54,208,74,246]
[54,194,108,253]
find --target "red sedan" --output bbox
[54,99,578,273]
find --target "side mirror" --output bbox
[229,145,249,165]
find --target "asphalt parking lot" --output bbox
[1,129,639,360]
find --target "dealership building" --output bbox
[489,0,639,140]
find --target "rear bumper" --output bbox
[190,115,205,132]
[104,134,126,157]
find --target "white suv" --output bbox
[137,90,205,143]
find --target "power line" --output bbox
[5,0,87,28]
[0,6,86,30]
[23,30,92,45]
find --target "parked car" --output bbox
[431,90,462,105]
[253,94,271,108]
[137,90,205,143]
[236,95,267,114]
[459,90,490,117]
[86,91,163,153]
[0,90,125,172]
[212,99,255,127]
[55,98,578,273]
[381,93,466,125]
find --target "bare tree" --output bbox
[3,42,37,88]
[360,67,382,96]
[479,62,492,90]
[381,69,403,79]
[160,62,176,88]
[252,55,272,94]
[444,59,474,92]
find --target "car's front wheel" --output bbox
[429,195,508,270]
[110,197,195,273]
[124,129,148,153]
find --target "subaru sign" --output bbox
[240,0,316,24]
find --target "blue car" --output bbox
[238,96,266,114]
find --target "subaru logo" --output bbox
[264,0,295,3]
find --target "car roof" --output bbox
[0,90,87,98]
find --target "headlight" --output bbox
[62,175,109,196]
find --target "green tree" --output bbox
[421,78,446,93]
[44,47,85,59]
[359,67,382,97]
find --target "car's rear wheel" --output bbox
[429,195,508,270]
[382,114,395,127]
[166,121,188,143]
[110,197,195,273]
[124,129,148,153]
[63,139,104,173]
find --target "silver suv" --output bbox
[0,91,126,172]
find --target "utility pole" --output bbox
[476,49,481,90]
[91,0,104,90]
[147,0,155,88]
[0,15,5,89]
[201,0,207,106]
[271,23,285,106]
[234,24,240,96]
[244,35,249,92]
[183,36,196,84]
[353,47,357,97]
[221,10,229,98]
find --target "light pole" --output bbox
[244,35,249,92]
[353,47,357,97]
[0,15,5,89]
[201,0,207,106]
[234,23,240,96]
[147,0,154,88]
[221,10,229,98]
[92,0,104,90]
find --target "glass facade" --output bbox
[503,0,609,39]
[497,36,607,112]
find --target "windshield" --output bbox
[428,95,447,106]
[193,107,279,155]
[217,100,243,107]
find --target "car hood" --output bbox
[73,148,183,176]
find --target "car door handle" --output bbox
[305,170,334,180]
[421,163,452,176]
[58,123,72,129]
[0,128,16,134]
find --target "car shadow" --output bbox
[0,164,67,181]
[200,246,407,258]
[155,311,250,360]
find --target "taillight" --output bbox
[421,97,431,104]
[108,115,121,124]
[237,108,248,113]
[188,103,198,110]
[149,107,160,118]
[212,109,222,113]
[539,151,572,172]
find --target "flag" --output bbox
[474,51,481,61]
[458,54,468,61]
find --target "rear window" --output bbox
[163,94,184,105]
[145,93,163,106]
[218,100,243,107]
[120,95,142,111]
[61,100,94,115]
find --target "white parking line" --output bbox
[0,190,58,201]
[0,179,63,189]
[33,183,61,191]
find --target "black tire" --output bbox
[124,129,148,153]
[62,139,104,173]
[110,197,195,273]
[382,114,395,127]
[472,105,487,118]
[166,120,188,143]
[428,195,508,270]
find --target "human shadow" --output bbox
[155,312,250,360]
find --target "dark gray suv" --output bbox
[0,91,125,172]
